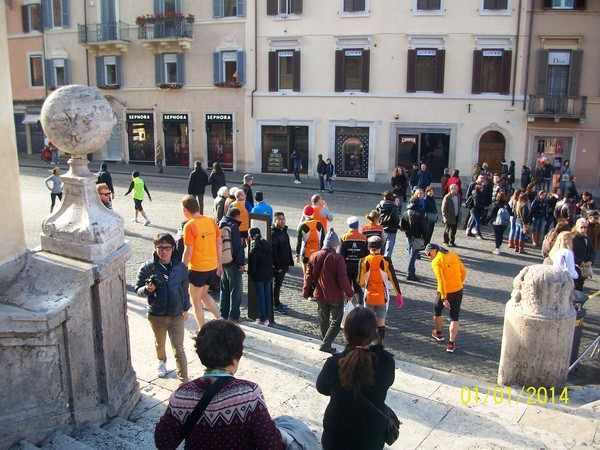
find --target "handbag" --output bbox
[306,253,330,299]
[426,212,439,223]
[341,300,356,328]
[410,237,425,252]
[359,393,400,445]
[579,264,593,278]
[182,377,233,440]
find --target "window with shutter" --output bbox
[30,55,44,87]
[215,0,245,17]
[213,51,245,86]
[22,4,42,32]
[42,0,69,28]
[472,49,511,94]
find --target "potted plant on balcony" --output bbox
[165,12,184,23]
[145,14,156,24]
[185,14,195,24]
[135,16,146,26]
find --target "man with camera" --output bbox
[135,233,190,383]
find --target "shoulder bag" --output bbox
[306,253,330,299]
[182,377,233,440]
[359,392,400,445]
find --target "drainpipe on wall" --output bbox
[84,0,90,86]
[251,0,257,118]
[511,0,523,107]
[523,0,535,111]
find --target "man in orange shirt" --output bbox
[181,195,223,335]
[300,194,333,231]
[425,243,467,353]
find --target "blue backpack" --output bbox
[494,207,510,226]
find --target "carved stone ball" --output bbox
[41,85,116,157]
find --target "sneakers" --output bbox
[476,234,484,240]
[144,220,151,226]
[446,342,456,353]
[255,319,270,326]
[293,180,301,184]
[406,275,420,282]
[493,248,501,255]
[465,229,473,237]
[431,330,444,341]
[319,345,338,354]
[255,319,262,324]
[275,305,287,314]
[157,361,167,378]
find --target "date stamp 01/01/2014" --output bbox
[461,386,569,406]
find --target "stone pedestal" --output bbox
[0,249,139,448]
[498,265,576,388]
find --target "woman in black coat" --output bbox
[317,307,395,450]
[208,162,226,199]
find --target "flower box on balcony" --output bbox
[157,83,183,90]
[98,84,121,90]
[214,81,243,88]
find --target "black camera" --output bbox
[145,274,164,290]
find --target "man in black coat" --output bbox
[271,211,294,313]
[401,197,428,281]
[96,162,114,200]
[240,174,255,207]
[572,218,595,292]
[187,161,209,214]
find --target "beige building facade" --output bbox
[524,0,600,194]
[6,0,599,192]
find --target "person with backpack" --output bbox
[487,192,511,255]
[218,208,245,322]
[530,190,548,247]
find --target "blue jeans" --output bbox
[397,198,404,215]
[406,238,419,277]
[509,216,517,240]
[253,279,272,322]
[382,231,397,259]
[220,264,243,320]
[468,210,481,235]
[327,179,334,192]
[532,217,545,233]
[515,220,524,240]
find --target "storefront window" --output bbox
[335,127,369,178]
[126,113,154,162]
[533,136,571,169]
[163,114,189,166]
[396,131,449,181]
[206,114,234,170]
[261,126,308,173]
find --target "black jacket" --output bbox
[188,167,209,196]
[135,253,190,317]
[248,238,273,282]
[401,202,428,239]
[317,158,327,175]
[208,171,226,198]
[376,200,400,234]
[96,166,114,194]
[218,216,245,267]
[240,183,254,207]
[572,232,596,265]
[271,225,294,272]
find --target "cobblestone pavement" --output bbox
[18,157,600,387]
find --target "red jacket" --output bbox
[302,248,353,302]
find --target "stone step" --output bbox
[101,417,155,449]
[41,431,94,450]
[70,422,138,450]
[9,440,41,450]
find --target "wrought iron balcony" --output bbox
[138,23,193,53]
[78,21,130,43]
[527,95,587,123]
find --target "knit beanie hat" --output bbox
[303,205,315,217]
[323,228,339,249]
[347,216,359,229]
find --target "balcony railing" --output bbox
[137,22,193,40]
[527,95,587,122]
[78,21,131,43]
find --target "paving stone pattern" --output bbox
[19,158,600,387]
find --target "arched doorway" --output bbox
[478,131,506,172]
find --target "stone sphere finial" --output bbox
[41,85,115,157]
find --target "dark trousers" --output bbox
[493,225,507,249]
[317,300,344,349]
[319,175,325,191]
[443,221,457,244]
[293,168,300,181]
[273,269,287,307]
[193,194,205,215]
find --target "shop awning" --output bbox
[22,114,40,125]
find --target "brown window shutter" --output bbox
[406,49,416,93]
[542,0,552,8]
[268,51,278,91]
[293,51,301,92]
[295,0,303,14]
[472,50,483,94]
[500,50,512,95]
[267,0,278,15]
[535,49,549,96]
[335,50,345,92]
[574,0,586,10]
[22,5,29,32]
[361,50,370,92]
[434,50,445,94]
[567,50,583,97]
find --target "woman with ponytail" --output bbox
[316,307,396,450]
